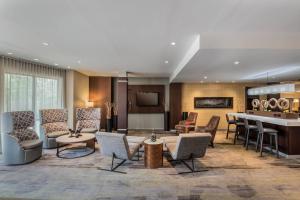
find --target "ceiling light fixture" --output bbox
[33,58,39,61]
[247,83,299,95]
[7,52,13,55]
[77,60,81,64]
[234,61,240,65]
[67,66,71,69]
[204,76,207,79]
[54,63,58,66]
[232,81,236,83]
[165,60,169,64]
[171,42,176,46]
[42,42,49,46]
[200,80,204,83]
[216,80,220,83]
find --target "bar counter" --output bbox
[228,113,300,157]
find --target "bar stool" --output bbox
[256,120,279,158]
[243,118,258,150]
[233,117,245,145]
[226,114,236,139]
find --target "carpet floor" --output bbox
[0,131,300,200]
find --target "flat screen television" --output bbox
[136,92,159,106]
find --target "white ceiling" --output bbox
[1,0,300,82]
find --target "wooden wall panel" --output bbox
[169,83,182,129]
[128,85,165,113]
[117,77,128,133]
[89,77,112,129]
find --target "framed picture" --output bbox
[194,97,233,108]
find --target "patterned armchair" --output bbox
[75,108,101,133]
[40,109,69,149]
[1,111,43,165]
[195,116,220,148]
[175,112,198,133]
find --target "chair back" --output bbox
[186,112,198,124]
[40,109,68,134]
[96,132,130,160]
[256,120,264,134]
[243,118,249,128]
[206,116,220,142]
[75,107,101,131]
[226,114,230,123]
[1,111,35,133]
[174,133,211,160]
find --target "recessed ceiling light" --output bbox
[77,60,81,64]
[232,80,236,83]
[54,63,58,66]
[216,80,220,83]
[42,42,49,46]
[165,60,169,64]
[7,52,13,55]
[67,66,71,69]
[234,61,240,65]
[204,76,207,79]
[200,80,204,83]
[33,58,39,61]
[171,42,176,46]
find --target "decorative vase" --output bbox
[113,115,118,131]
[106,119,112,132]
[151,129,156,142]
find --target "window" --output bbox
[4,73,64,129]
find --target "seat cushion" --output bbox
[20,139,43,150]
[126,136,146,145]
[263,128,278,133]
[47,131,69,138]
[248,125,258,129]
[128,142,141,159]
[81,128,98,133]
[165,143,177,159]
[228,120,235,124]
[160,136,178,144]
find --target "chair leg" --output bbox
[275,134,279,158]
[256,133,260,152]
[234,126,238,144]
[245,128,250,150]
[226,124,230,139]
[269,135,273,153]
[260,133,264,157]
[178,156,208,174]
[98,153,127,174]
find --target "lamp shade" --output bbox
[86,101,94,108]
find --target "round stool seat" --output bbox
[228,120,235,124]
[247,125,258,129]
[263,128,278,134]
[236,122,245,126]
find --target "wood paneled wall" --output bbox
[169,83,182,129]
[89,77,112,129]
[117,77,128,133]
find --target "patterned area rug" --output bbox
[0,131,300,200]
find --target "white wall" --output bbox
[128,77,169,130]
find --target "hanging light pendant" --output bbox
[247,83,298,95]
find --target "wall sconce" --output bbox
[86,101,94,108]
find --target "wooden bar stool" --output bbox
[256,120,279,158]
[226,114,236,139]
[243,118,258,150]
[233,117,245,145]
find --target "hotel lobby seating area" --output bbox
[1,1,300,199]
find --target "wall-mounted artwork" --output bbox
[194,97,233,108]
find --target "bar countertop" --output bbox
[228,112,300,127]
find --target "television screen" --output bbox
[136,92,159,106]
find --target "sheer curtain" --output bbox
[0,56,66,149]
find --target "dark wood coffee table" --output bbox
[144,139,163,169]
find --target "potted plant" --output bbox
[105,101,113,132]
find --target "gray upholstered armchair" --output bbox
[40,109,69,149]
[96,132,146,173]
[75,108,101,133]
[1,111,43,165]
[161,133,211,174]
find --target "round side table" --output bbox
[144,139,163,169]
